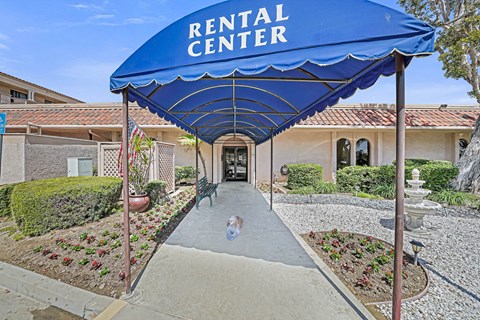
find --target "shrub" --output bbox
[392,159,431,166]
[427,189,476,207]
[336,166,381,193]
[144,180,168,205]
[356,192,384,200]
[337,160,458,194]
[315,181,337,194]
[0,183,18,217]
[371,184,396,200]
[289,186,316,195]
[175,166,197,183]
[10,177,122,236]
[287,164,323,190]
[418,162,458,191]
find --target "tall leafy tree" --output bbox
[398,0,480,192]
[177,134,208,178]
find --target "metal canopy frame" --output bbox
[125,56,395,146]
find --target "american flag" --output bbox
[118,116,146,176]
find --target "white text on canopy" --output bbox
[188,4,289,57]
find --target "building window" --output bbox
[45,100,53,104]
[337,138,351,170]
[10,90,28,99]
[356,139,370,166]
[459,139,469,158]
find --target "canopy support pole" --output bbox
[121,89,132,296]
[195,128,199,210]
[392,53,406,320]
[211,143,214,183]
[270,128,273,211]
[254,144,257,189]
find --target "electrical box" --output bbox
[67,157,93,177]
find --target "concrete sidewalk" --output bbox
[0,182,375,320]
[105,182,375,320]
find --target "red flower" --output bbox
[90,260,102,270]
[49,253,59,260]
[130,257,137,265]
[367,236,373,242]
[62,257,73,266]
[119,271,126,280]
[42,249,52,256]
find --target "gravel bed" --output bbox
[268,194,480,320]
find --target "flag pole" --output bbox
[121,88,132,296]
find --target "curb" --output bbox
[0,261,114,319]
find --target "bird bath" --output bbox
[404,169,441,235]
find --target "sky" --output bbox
[0,0,477,105]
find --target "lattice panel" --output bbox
[155,142,175,193]
[101,145,121,177]
[99,142,175,194]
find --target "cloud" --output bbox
[16,26,51,33]
[125,18,144,24]
[0,34,8,41]
[0,44,9,50]
[90,14,114,20]
[70,3,103,10]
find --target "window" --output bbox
[459,139,468,159]
[356,139,370,166]
[337,138,351,170]
[10,90,28,99]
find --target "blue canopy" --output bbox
[111,0,435,144]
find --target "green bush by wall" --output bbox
[287,164,323,190]
[336,160,457,194]
[145,180,168,205]
[0,183,18,217]
[418,162,459,191]
[175,166,197,183]
[10,177,122,236]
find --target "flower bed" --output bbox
[302,230,428,304]
[0,187,196,298]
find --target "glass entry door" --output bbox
[224,147,248,181]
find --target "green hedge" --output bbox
[418,162,458,191]
[0,184,18,217]
[175,166,197,183]
[287,164,323,190]
[145,180,168,205]
[337,160,458,194]
[11,177,122,236]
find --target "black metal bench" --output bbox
[197,176,218,208]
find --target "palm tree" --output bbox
[177,134,207,179]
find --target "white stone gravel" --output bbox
[268,194,480,320]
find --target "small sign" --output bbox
[0,113,5,134]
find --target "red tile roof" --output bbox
[2,104,479,128]
[301,107,480,127]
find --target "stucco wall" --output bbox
[24,135,97,182]
[0,135,26,184]
[0,134,97,184]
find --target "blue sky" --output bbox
[0,0,476,105]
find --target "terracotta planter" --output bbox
[128,194,150,213]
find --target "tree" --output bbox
[177,134,208,179]
[398,0,480,192]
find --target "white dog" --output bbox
[226,216,243,241]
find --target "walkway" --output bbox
[106,182,374,320]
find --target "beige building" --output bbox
[0,72,83,105]
[2,102,479,184]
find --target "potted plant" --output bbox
[128,135,154,212]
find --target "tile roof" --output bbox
[2,104,479,128]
